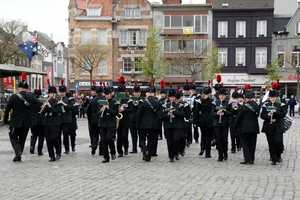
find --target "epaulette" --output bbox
[139,99,144,103]
[69,97,74,100]
[115,100,120,105]
[261,102,267,108]
[195,99,201,104]
[184,102,189,107]
[179,103,184,108]
[212,99,216,105]
[281,102,286,107]
[162,103,167,108]
[228,99,236,105]
[127,99,133,103]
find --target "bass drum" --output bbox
[283,115,294,131]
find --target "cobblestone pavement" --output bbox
[0,117,299,200]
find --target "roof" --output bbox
[273,16,291,32]
[212,0,274,9]
[76,0,86,10]
[0,64,46,78]
[76,0,112,16]
[274,0,298,15]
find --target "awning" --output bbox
[0,64,46,77]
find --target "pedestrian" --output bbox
[260,84,287,165]
[193,81,214,158]
[98,86,119,163]
[136,84,161,162]
[30,85,45,156]
[288,95,297,117]
[211,87,232,162]
[234,87,260,165]
[4,72,36,162]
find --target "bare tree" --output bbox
[68,39,110,84]
[136,25,166,80]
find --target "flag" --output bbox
[18,34,38,61]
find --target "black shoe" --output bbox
[170,158,174,162]
[91,149,95,155]
[118,154,123,157]
[56,154,61,160]
[199,150,204,156]
[49,157,56,162]
[64,151,70,154]
[240,161,250,165]
[13,152,22,162]
[124,150,128,155]
[195,140,199,143]
[231,150,236,153]
[143,151,149,161]
[205,155,212,158]
[158,136,162,140]
[181,151,185,156]
[271,161,277,165]
[217,158,223,162]
[211,140,216,147]
[249,161,254,164]
[89,145,92,148]
[102,158,109,163]
[130,150,137,154]
[224,157,228,161]
[111,154,116,160]
[175,155,180,160]
[269,157,272,161]
[237,147,241,151]
[30,147,34,154]
[152,154,158,157]
[278,157,282,163]
[38,152,43,156]
[186,142,191,148]
[72,148,76,152]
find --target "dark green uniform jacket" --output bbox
[59,96,74,124]
[136,96,161,129]
[98,98,120,128]
[31,98,45,126]
[42,99,61,126]
[87,95,105,125]
[4,91,36,128]
[162,101,185,129]
[233,101,260,134]
[194,97,214,128]
[211,99,232,127]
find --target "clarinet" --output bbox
[218,101,223,124]
[169,101,174,124]
[38,97,51,114]
[270,103,274,125]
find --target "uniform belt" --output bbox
[202,111,210,114]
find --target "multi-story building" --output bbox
[68,0,113,92]
[273,0,300,98]
[212,0,274,97]
[153,0,212,89]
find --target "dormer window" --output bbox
[296,22,300,35]
[87,6,102,17]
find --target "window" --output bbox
[120,31,127,46]
[123,58,131,72]
[218,21,228,38]
[164,40,170,52]
[125,8,131,18]
[98,29,107,44]
[70,57,75,73]
[296,22,300,35]
[236,21,246,37]
[139,31,146,46]
[255,47,267,68]
[87,7,101,16]
[82,58,90,75]
[235,48,245,66]
[165,64,191,76]
[218,48,228,66]
[134,58,141,72]
[183,15,193,26]
[54,60,57,72]
[81,29,91,44]
[195,15,207,33]
[257,20,267,37]
[98,59,107,75]
[134,8,140,18]
[277,45,285,67]
[71,29,74,44]
[171,15,182,28]
[129,31,137,45]
[195,39,208,57]
[164,16,170,28]
[291,46,300,67]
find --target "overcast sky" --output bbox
[0,0,205,44]
[0,0,69,43]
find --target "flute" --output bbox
[169,101,174,124]
[269,103,274,125]
[218,101,223,124]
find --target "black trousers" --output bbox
[229,127,242,151]
[69,129,77,149]
[130,124,138,152]
[139,129,159,160]
[200,127,213,156]
[61,123,71,152]
[44,125,61,158]
[91,123,102,154]
[266,132,283,162]
[193,126,199,142]
[88,121,93,145]
[241,133,257,162]
[179,128,186,154]
[9,127,29,156]
[117,124,129,154]
[100,127,116,160]
[30,125,45,154]
[158,121,163,139]
[289,107,295,117]
[164,129,181,159]
[214,126,229,159]
[185,122,192,144]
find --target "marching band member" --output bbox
[158,80,167,140]
[136,84,161,162]
[98,86,119,163]
[182,80,193,147]
[194,80,214,158]
[234,85,260,164]
[42,80,61,162]
[30,84,45,156]
[190,79,199,143]
[211,87,232,162]
[67,91,78,152]
[58,79,74,154]
[260,82,287,165]
[162,83,185,162]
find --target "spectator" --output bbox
[288,95,298,117]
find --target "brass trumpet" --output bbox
[116,113,123,129]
